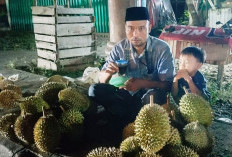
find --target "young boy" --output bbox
[172,46,210,104]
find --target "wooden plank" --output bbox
[59,47,95,59]
[60,53,96,66]
[57,6,94,15]
[57,23,94,36]
[57,35,95,49]
[32,16,55,24]
[57,16,93,23]
[33,24,55,35]
[35,34,55,43]
[37,58,57,71]
[63,63,95,71]
[37,49,57,61]
[36,41,57,51]
[31,6,55,15]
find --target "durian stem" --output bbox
[166,94,170,105]
[60,105,66,113]
[42,106,45,118]
[183,86,189,94]
[150,95,154,105]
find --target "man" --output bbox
[89,7,175,126]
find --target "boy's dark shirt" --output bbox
[174,71,210,104]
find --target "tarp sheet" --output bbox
[159,25,232,51]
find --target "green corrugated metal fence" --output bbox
[7,0,109,33]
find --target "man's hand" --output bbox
[105,62,119,75]
[173,69,192,82]
[120,78,142,92]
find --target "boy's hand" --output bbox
[120,78,141,92]
[105,62,119,75]
[173,69,191,82]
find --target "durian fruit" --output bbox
[183,121,214,155]
[166,126,182,146]
[0,79,14,90]
[164,145,199,157]
[0,113,18,140]
[179,91,213,127]
[19,96,50,115]
[33,111,61,153]
[59,108,84,133]
[120,136,141,156]
[138,151,161,157]
[3,84,22,96]
[122,122,135,140]
[35,82,66,106]
[46,75,69,85]
[134,96,171,153]
[0,90,22,109]
[87,147,122,157]
[58,87,90,112]
[14,113,39,145]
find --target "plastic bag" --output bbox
[146,0,177,28]
[79,67,100,84]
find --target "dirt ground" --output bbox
[1,34,232,157]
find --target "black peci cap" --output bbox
[125,7,150,21]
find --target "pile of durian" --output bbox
[0,75,90,153]
[87,91,214,157]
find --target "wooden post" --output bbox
[217,63,224,89]
[5,0,11,29]
[66,0,70,8]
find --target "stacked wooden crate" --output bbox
[31,4,96,71]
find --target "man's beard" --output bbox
[131,37,146,47]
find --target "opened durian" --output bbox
[14,113,39,144]
[35,82,66,106]
[135,96,171,153]
[0,89,22,109]
[179,89,213,127]
[19,96,50,115]
[87,147,122,157]
[58,87,90,112]
[183,121,214,155]
[0,113,18,140]
[33,110,61,152]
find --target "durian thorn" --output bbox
[150,95,154,105]
[183,86,189,94]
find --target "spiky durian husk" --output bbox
[166,145,199,157]
[137,151,161,157]
[35,82,66,106]
[120,136,141,156]
[0,113,18,140]
[179,93,213,126]
[87,147,122,157]
[166,126,182,146]
[58,87,90,112]
[3,84,22,96]
[122,122,135,140]
[0,79,14,90]
[59,109,84,133]
[183,121,214,154]
[33,115,61,152]
[0,90,21,109]
[14,114,39,144]
[135,104,171,153]
[46,75,69,85]
[19,96,50,115]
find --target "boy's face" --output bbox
[179,54,202,75]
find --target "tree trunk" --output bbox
[186,0,204,26]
